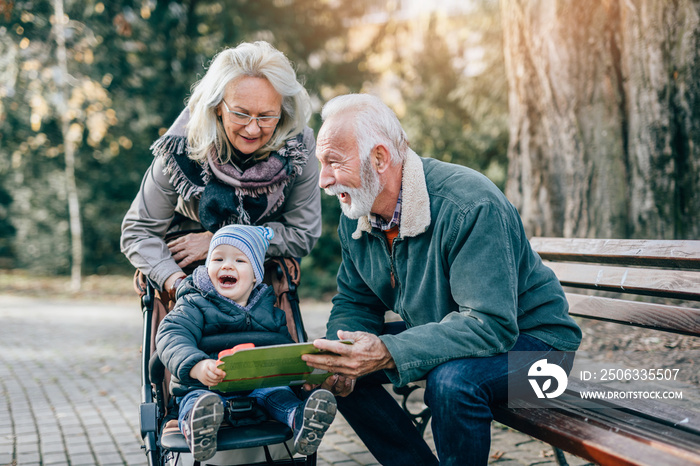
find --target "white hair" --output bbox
[187,41,312,163]
[321,93,408,165]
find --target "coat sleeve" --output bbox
[155,298,210,384]
[265,127,322,259]
[120,156,183,289]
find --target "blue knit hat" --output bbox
[206,225,274,283]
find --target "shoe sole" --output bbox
[293,390,337,456]
[189,393,224,462]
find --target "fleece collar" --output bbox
[352,149,431,240]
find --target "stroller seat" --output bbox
[161,420,292,453]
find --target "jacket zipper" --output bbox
[245,313,251,329]
[385,233,410,326]
[373,229,408,324]
[380,232,397,289]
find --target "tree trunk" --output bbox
[501,0,700,240]
[54,0,83,291]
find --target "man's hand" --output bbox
[167,231,213,268]
[302,330,396,379]
[190,359,226,387]
[303,374,356,397]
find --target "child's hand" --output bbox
[190,359,226,387]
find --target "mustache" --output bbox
[324,184,353,196]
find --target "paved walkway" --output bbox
[0,295,592,466]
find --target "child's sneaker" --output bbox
[292,389,337,455]
[183,392,224,462]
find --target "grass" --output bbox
[0,269,137,303]
[0,269,331,310]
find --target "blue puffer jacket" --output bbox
[327,151,582,386]
[156,275,291,395]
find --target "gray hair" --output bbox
[321,94,408,165]
[187,41,312,163]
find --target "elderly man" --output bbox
[303,94,581,465]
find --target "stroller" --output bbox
[135,254,318,466]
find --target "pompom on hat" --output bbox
[206,225,274,283]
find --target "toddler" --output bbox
[156,225,336,462]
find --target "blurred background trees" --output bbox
[1,0,697,298]
[1,0,506,297]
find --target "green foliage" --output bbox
[0,180,16,268]
[396,4,508,189]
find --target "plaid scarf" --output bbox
[150,108,310,231]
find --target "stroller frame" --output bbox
[137,257,317,466]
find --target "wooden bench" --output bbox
[490,238,700,466]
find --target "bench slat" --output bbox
[544,262,700,301]
[493,396,700,466]
[566,293,700,336]
[531,238,700,270]
[567,379,700,435]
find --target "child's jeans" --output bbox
[177,387,300,432]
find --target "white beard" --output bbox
[325,157,384,219]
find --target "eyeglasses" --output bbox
[221,101,281,128]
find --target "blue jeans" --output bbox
[337,334,575,466]
[178,386,301,432]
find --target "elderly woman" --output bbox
[121,41,321,297]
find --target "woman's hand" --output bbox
[167,231,213,268]
[190,359,226,387]
[163,272,186,301]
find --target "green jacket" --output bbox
[327,151,581,387]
